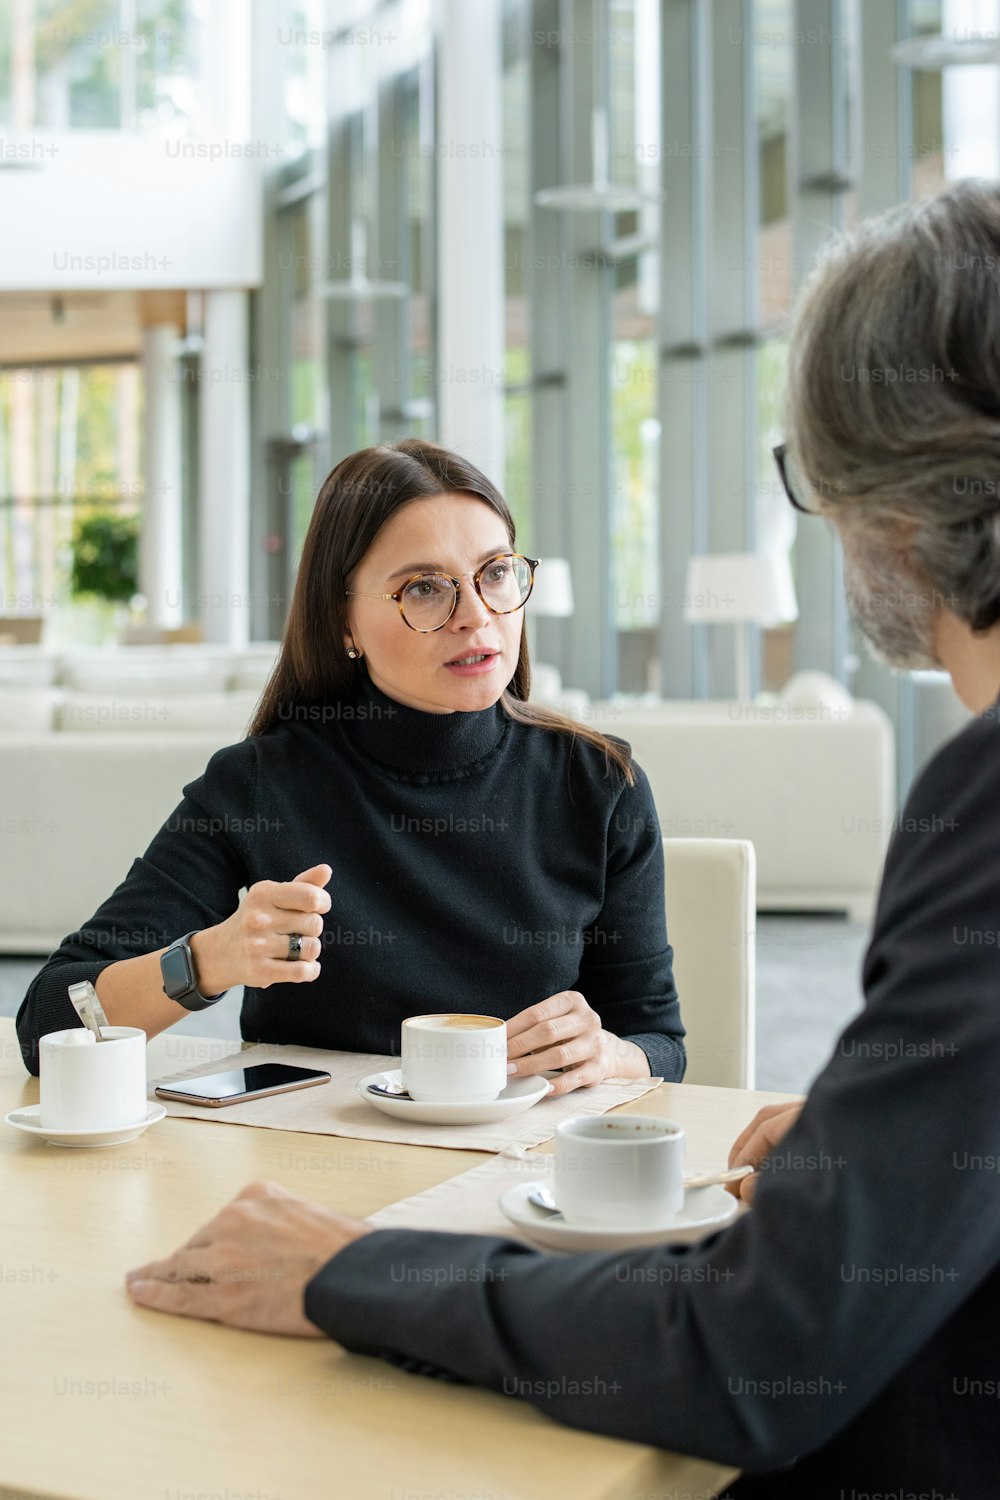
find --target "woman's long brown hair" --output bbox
[248,437,635,787]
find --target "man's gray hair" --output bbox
[785,177,1000,633]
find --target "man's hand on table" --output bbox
[726,1101,804,1204]
[126,1180,371,1336]
[506,990,651,1096]
[123,1102,804,1336]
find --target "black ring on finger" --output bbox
[286,933,302,961]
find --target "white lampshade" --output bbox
[526,557,575,617]
[684,553,798,627]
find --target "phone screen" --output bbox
[155,1063,331,1105]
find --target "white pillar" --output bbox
[198,290,250,647]
[435,0,505,487]
[140,324,184,627]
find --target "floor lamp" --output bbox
[524,557,574,673]
[684,553,798,701]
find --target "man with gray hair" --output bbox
[126,180,1000,1494]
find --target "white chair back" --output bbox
[662,837,757,1088]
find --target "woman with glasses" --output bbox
[17,439,685,1090]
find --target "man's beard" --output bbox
[841,533,942,671]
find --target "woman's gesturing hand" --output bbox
[506,990,649,1096]
[191,863,332,994]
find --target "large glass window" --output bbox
[254,0,437,622]
[0,361,142,642]
[322,0,435,463]
[279,0,327,157]
[1,0,210,133]
[250,0,988,786]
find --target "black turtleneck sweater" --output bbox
[16,667,685,1079]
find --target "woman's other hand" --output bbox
[506,990,650,1096]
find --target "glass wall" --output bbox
[0,0,210,133]
[0,361,142,641]
[251,0,990,785]
[252,0,436,639]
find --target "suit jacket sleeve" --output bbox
[304,712,1000,1471]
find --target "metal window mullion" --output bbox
[858,0,911,218]
[656,0,710,700]
[856,0,917,800]
[327,111,359,464]
[251,189,295,642]
[561,0,613,698]
[529,0,569,670]
[180,353,200,630]
[307,165,331,486]
[791,0,851,682]
[374,74,409,438]
[704,0,758,699]
[249,0,295,642]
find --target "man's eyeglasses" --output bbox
[346,552,539,633]
[773,443,819,516]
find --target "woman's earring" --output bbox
[346,646,361,660]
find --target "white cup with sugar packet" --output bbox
[39,1027,147,1131]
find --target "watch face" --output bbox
[161,942,194,998]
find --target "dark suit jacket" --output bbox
[304,697,1000,1494]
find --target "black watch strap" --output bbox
[160,929,226,1011]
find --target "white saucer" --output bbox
[499,1179,740,1251]
[4,1102,167,1148]
[357,1069,551,1125]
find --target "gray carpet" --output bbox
[0,914,867,1095]
[754,914,866,1092]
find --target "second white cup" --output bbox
[401,1014,507,1103]
[553,1114,686,1228]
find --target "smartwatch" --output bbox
[160,930,226,1011]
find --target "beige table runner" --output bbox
[367,1130,747,1239]
[368,1147,551,1239]
[148,1040,663,1153]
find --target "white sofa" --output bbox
[578,697,895,921]
[0,642,280,693]
[1,731,240,954]
[0,646,895,951]
[0,645,277,952]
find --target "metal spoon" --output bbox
[527,1164,752,1218]
[367,1079,411,1099]
[67,980,110,1042]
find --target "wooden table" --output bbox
[0,1019,798,1500]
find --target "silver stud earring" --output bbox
[346,647,360,660]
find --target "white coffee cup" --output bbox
[401,1014,507,1103]
[553,1114,686,1228]
[39,1026,147,1131]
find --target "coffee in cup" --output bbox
[401,1013,507,1103]
[553,1114,685,1228]
[39,1026,147,1131]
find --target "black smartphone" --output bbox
[155,1063,332,1107]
